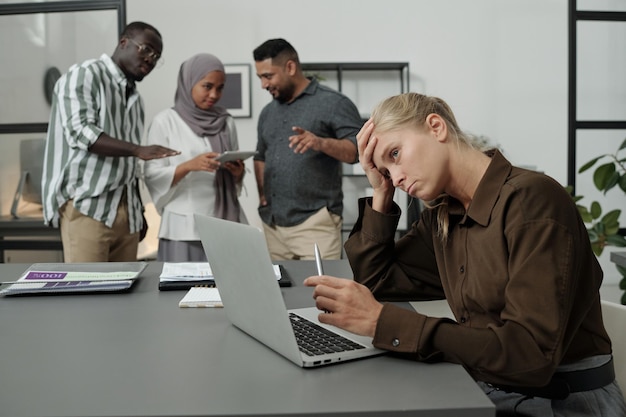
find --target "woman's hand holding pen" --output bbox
[303,275,383,338]
[357,119,395,213]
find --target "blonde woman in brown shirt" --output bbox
[304,93,626,416]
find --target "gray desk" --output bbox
[611,251,626,268]
[0,261,494,417]
[0,215,62,262]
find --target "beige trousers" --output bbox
[262,207,342,261]
[59,197,139,262]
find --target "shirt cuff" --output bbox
[373,303,424,353]
[78,125,103,150]
[359,197,401,242]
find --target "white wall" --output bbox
[127,0,569,220]
[1,0,625,283]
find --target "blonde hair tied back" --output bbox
[370,93,484,244]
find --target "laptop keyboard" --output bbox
[289,313,366,356]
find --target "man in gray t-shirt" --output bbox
[253,38,362,260]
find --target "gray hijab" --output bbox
[173,53,241,222]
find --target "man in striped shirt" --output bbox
[42,21,179,262]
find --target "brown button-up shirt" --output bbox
[345,151,611,388]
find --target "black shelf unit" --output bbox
[567,2,626,190]
[568,1,626,235]
[301,62,410,95]
[300,62,417,239]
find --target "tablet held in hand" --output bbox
[215,150,257,163]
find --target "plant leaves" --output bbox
[602,172,620,194]
[593,163,616,191]
[577,205,592,223]
[590,201,602,219]
[620,174,626,193]
[593,221,606,234]
[579,156,604,173]
[606,234,626,247]
[601,209,621,225]
[605,224,620,236]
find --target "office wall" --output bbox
[1,0,624,282]
[130,0,625,284]
[125,0,570,211]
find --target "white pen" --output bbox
[314,243,324,275]
[314,243,332,314]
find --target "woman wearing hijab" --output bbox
[143,53,247,262]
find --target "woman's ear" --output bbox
[426,114,447,142]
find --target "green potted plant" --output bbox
[571,138,626,304]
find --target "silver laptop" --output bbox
[194,214,385,367]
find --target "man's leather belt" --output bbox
[492,356,616,400]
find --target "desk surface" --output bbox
[611,251,626,269]
[0,215,62,260]
[0,261,494,417]
[0,214,52,234]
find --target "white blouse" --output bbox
[142,108,242,241]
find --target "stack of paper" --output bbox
[158,262,217,291]
[160,262,215,282]
[159,262,287,290]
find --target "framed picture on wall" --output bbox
[221,64,252,118]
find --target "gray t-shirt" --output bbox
[255,79,362,227]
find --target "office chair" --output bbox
[601,299,626,395]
